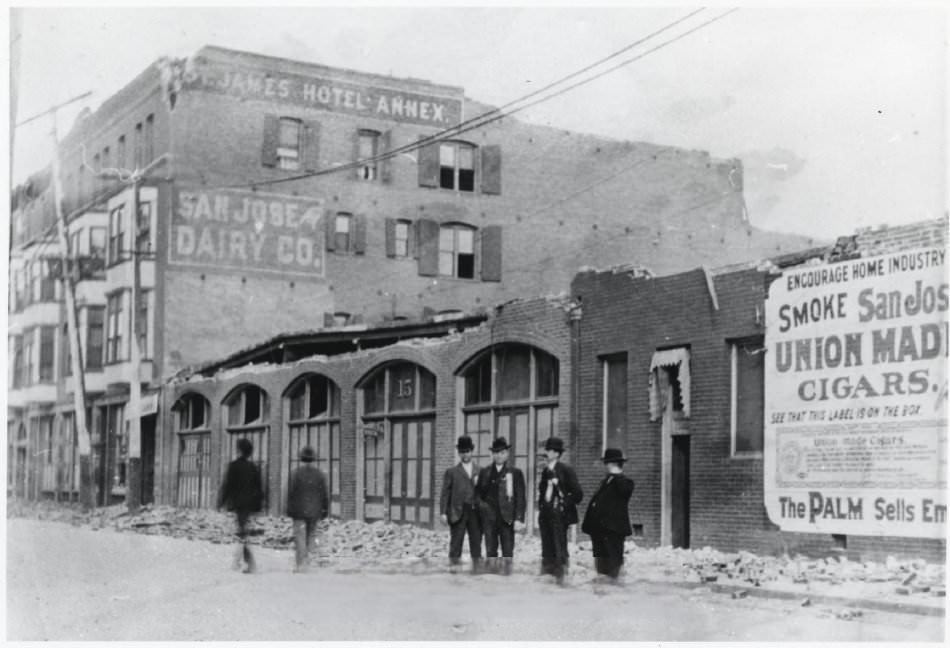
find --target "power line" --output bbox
[217,8,733,191]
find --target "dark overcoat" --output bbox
[581,473,635,537]
[440,462,479,524]
[476,463,526,525]
[286,463,330,521]
[217,457,264,514]
[537,461,584,525]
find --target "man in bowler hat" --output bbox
[581,448,635,580]
[476,437,526,575]
[537,436,583,583]
[217,438,264,574]
[439,435,482,571]
[286,445,330,573]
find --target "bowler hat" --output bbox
[602,448,626,464]
[456,435,475,452]
[544,437,565,453]
[299,445,317,462]
[490,437,511,452]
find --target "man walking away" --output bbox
[217,438,264,574]
[475,437,526,576]
[286,445,330,573]
[537,436,583,584]
[581,448,634,581]
[440,435,482,572]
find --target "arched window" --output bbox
[173,393,212,509]
[460,344,559,475]
[223,385,270,504]
[360,362,436,525]
[286,374,341,516]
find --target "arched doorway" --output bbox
[173,392,212,508]
[285,374,342,516]
[222,384,270,505]
[459,344,560,528]
[360,362,436,525]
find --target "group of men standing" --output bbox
[439,435,635,583]
[217,434,635,581]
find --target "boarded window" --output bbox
[603,353,627,452]
[480,145,502,195]
[415,219,440,276]
[732,341,765,454]
[480,225,502,282]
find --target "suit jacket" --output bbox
[217,457,264,514]
[286,463,330,521]
[537,461,584,526]
[581,473,634,537]
[440,462,479,524]
[476,463,526,526]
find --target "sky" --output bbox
[8,4,948,239]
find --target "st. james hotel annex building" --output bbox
[28,45,943,560]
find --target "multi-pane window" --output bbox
[394,220,410,257]
[277,118,301,170]
[335,213,352,251]
[439,224,476,279]
[732,340,765,455]
[286,375,342,516]
[439,142,475,191]
[461,344,559,471]
[39,326,56,383]
[357,130,380,180]
[108,205,126,265]
[105,292,127,364]
[86,306,105,370]
[176,393,210,432]
[136,202,152,254]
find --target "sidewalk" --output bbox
[8,499,945,617]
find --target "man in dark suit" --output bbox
[537,436,583,583]
[286,445,330,573]
[581,448,635,580]
[217,438,264,574]
[439,435,482,571]
[475,437,526,575]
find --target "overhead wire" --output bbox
[215,7,733,191]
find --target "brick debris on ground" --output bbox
[9,499,945,610]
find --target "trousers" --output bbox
[538,508,569,576]
[448,504,482,561]
[234,511,256,571]
[482,516,515,558]
[591,531,625,578]
[293,518,320,568]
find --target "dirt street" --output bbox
[6,519,945,642]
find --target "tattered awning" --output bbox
[648,347,691,420]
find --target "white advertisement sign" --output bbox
[764,247,947,538]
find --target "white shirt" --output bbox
[462,462,473,479]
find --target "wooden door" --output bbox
[389,418,434,526]
[176,432,212,508]
[671,435,690,549]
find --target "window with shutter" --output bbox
[334,213,352,252]
[438,224,476,279]
[417,140,440,188]
[353,214,367,255]
[380,130,393,183]
[416,219,440,276]
[357,130,380,180]
[302,121,321,172]
[480,145,502,195]
[277,118,302,170]
[384,218,397,257]
[480,225,502,282]
[261,114,280,168]
[439,142,476,192]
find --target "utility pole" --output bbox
[40,92,96,510]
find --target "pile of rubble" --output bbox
[9,500,944,598]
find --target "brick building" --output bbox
[158,297,575,530]
[571,217,948,561]
[8,44,813,506]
